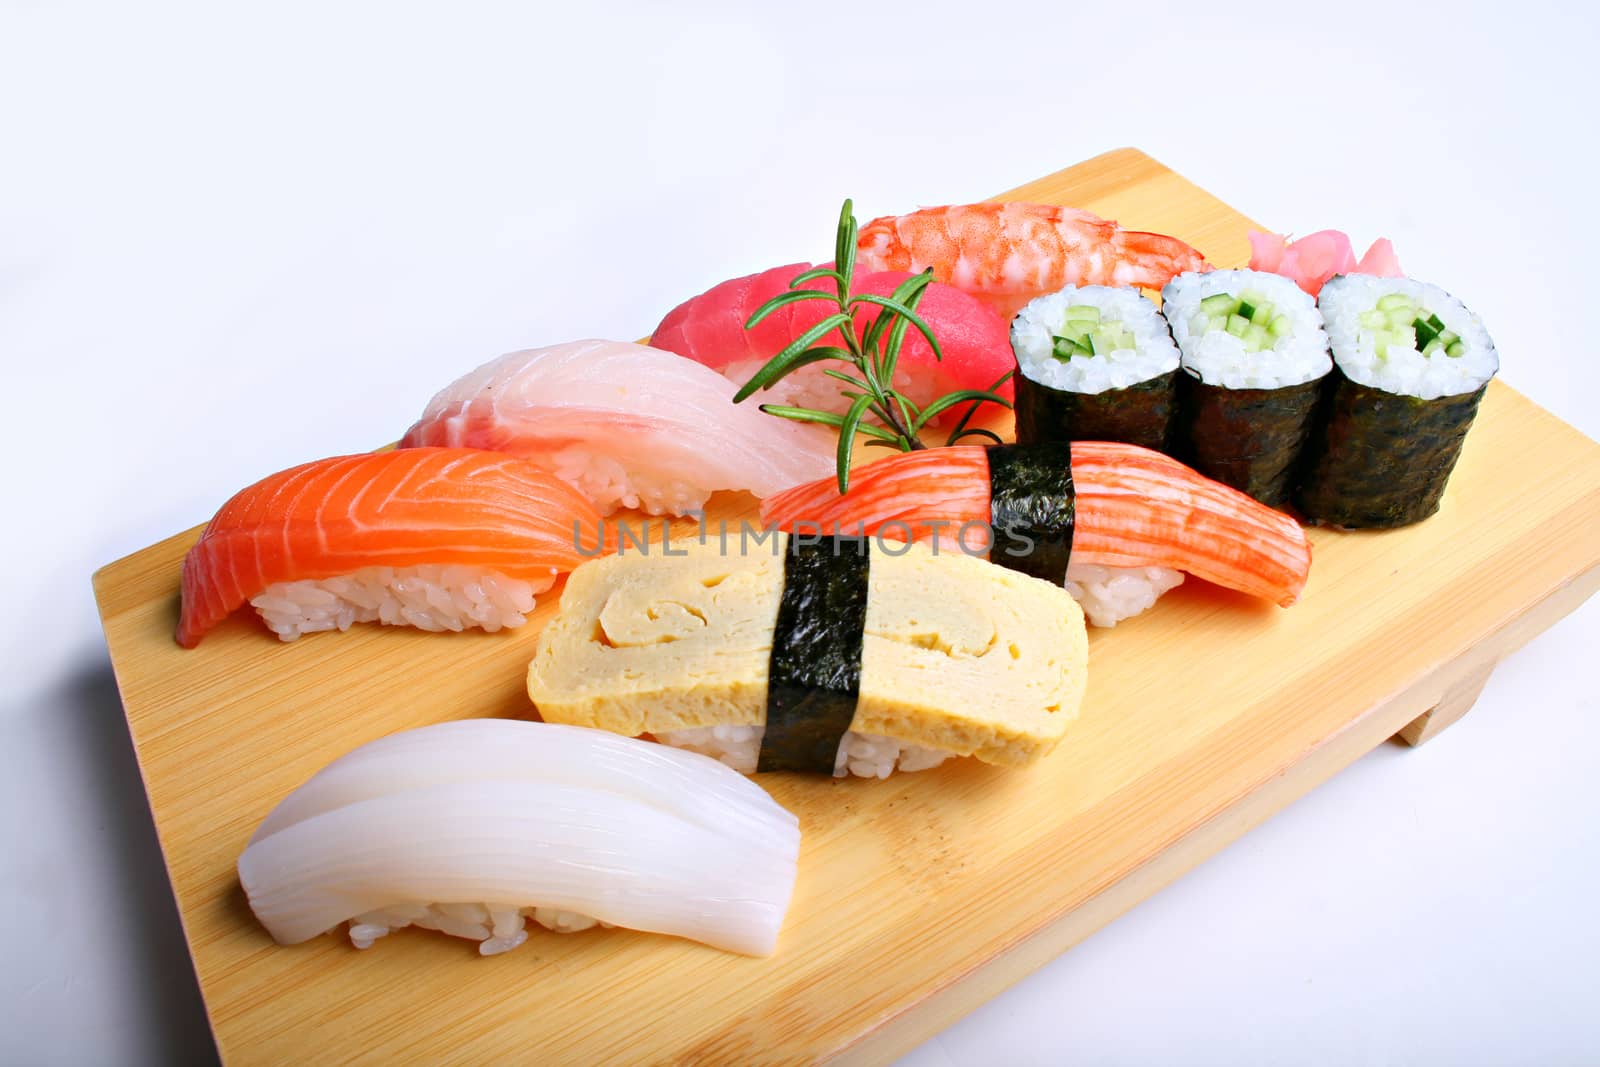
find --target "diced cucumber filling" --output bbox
[1191,290,1285,353]
[1051,304,1133,361]
[1359,293,1465,359]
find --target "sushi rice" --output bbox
[250,564,545,641]
[1011,285,1180,395]
[655,724,954,779]
[1163,269,1330,389]
[1065,561,1186,629]
[1318,274,1497,398]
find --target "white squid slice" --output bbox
[239,721,800,957]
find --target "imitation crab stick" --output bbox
[760,441,1311,610]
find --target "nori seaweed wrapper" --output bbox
[1177,373,1326,509]
[985,442,1075,584]
[757,536,870,774]
[1294,367,1488,528]
[1014,368,1177,454]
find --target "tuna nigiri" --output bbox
[760,442,1311,627]
[176,448,602,647]
[239,720,801,957]
[399,340,836,516]
[856,202,1212,321]
[649,262,1016,419]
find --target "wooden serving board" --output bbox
[93,149,1600,1065]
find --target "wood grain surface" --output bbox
[93,148,1600,1066]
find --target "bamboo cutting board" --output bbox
[93,149,1600,1065]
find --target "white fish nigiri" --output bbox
[238,721,801,957]
[399,339,837,515]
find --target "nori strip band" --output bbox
[985,442,1075,585]
[1177,374,1325,509]
[1014,368,1177,454]
[757,536,871,774]
[1294,368,1488,528]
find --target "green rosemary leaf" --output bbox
[787,266,847,290]
[821,367,870,390]
[914,388,1012,431]
[885,269,934,309]
[744,288,843,330]
[873,270,939,390]
[833,199,857,301]
[733,346,854,402]
[861,301,895,357]
[835,392,875,493]
[942,369,1016,442]
[850,294,944,363]
[878,306,912,386]
[732,315,855,401]
[947,426,1005,446]
[758,404,899,442]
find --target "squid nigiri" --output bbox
[856,202,1211,321]
[177,448,601,647]
[239,720,801,957]
[399,340,836,516]
[760,441,1311,627]
[649,262,1016,419]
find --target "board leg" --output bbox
[1395,659,1498,746]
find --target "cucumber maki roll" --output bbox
[1163,269,1331,509]
[1010,285,1180,453]
[1296,275,1498,528]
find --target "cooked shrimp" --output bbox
[759,442,1309,608]
[857,202,1211,320]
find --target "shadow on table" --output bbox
[62,658,221,1066]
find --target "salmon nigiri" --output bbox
[177,448,603,647]
[760,442,1310,627]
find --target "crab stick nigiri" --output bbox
[760,441,1311,627]
[176,448,604,647]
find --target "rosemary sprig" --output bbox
[735,199,1013,493]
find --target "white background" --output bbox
[3,2,1598,1063]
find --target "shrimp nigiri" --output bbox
[856,202,1211,321]
[650,262,1015,420]
[177,448,603,647]
[760,442,1310,626]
